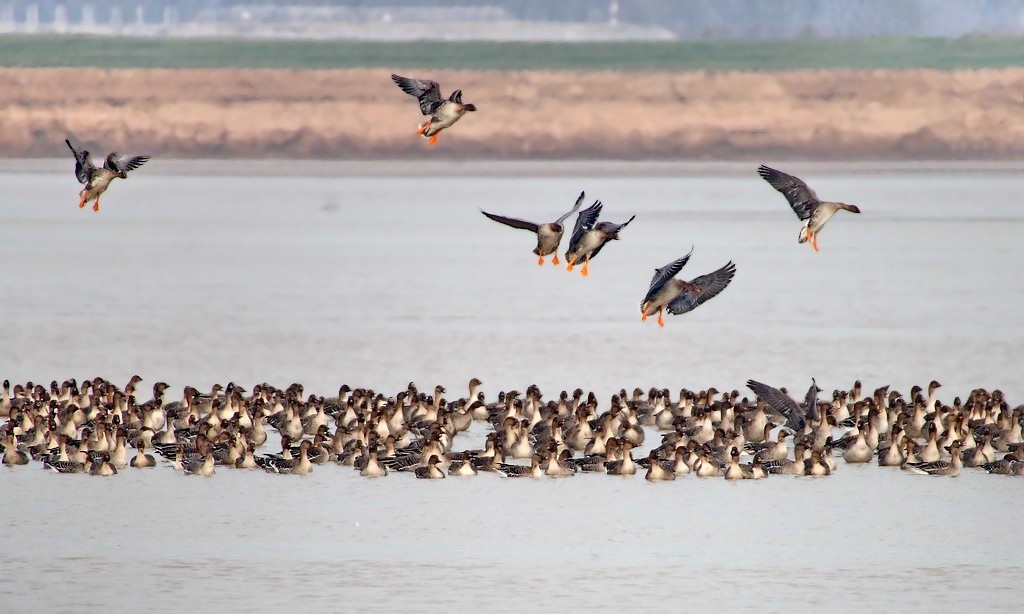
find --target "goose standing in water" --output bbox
[480,192,587,266]
[639,248,737,327]
[391,74,477,146]
[757,165,860,252]
[904,441,964,477]
[65,139,149,212]
[563,201,635,277]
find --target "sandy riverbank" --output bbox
[2,67,1023,159]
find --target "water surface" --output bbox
[1,160,1021,611]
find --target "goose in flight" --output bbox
[66,139,149,212]
[481,191,587,266]
[391,74,477,146]
[564,201,635,277]
[640,248,737,327]
[757,165,860,252]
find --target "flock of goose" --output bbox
[2,376,1020,480]
[62,73,864,328]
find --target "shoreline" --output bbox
[4,67,1024,160]
[4,158,1023,179]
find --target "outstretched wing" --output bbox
[566,201,602,254]
[480,210,539,233]
[666,261,736,315]
[747,379,805,431]
[66,139,94,184]
[391,74,444,116]
[554,191,586,225]
[757,165,819,221]
[645,247,694,301]
[105,154,150,174]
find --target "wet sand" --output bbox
[3,67,1024,159]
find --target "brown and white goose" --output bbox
[65,139,149,212]
[391,74,477,146]
[481,191,587,266]
[757,164,860,252]
[640,248,737,328]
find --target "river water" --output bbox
[1,160,1021,611]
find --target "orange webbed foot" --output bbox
[642,308,649,322]
[657,309,665,328]
[566,261,574,272]
[92,201,100,212]
[428,134,438,146]
[812,234,819,252]
[552,255,560,265]
[78,199,86,209]
[537,256,544,266]
[580,258,589,277]
[417,121,431,136]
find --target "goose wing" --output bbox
[391,74,444,116]
[480,210,539,233]
[746,378,805,431]
[554,191,586,225]
[757,165,820,221]
[105,154,150,174]
[66,139,95,184]
[666,261,736,316]
[565,201,603,254]
[645,247,694,301]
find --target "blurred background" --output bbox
[0,0,1022,159]
[2,0,1024,39]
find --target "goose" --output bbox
[415,455,446,479]
[724,447,750,480]
[842,430,872,464]
[757,164,861,252]
[497,453,543,478]
[359,447,390,478]
[481,191,587,266]
[563,201,635,277]
[803,450,832,476]
[88,452,118,476]
[640,248,737,327]
[65,139,149,212]
[130,440,156,468]
[904,441,964,476]
[544,448,576,477]
[643,450,676,481]
[391,74,476,146]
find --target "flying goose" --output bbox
[640,248,737,327]
[481,191,587,266]
[65,139,149,212]
[391,74,477,146]
[564,201,635,277]
[757,164,860,252]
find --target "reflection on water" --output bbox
[1,161,1022,610]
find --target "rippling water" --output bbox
[1,160,1022,611]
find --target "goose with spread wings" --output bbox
[640,248,736,327]
[757,165,860,252]
[391,74,477,146]
[65,139,150,212]
[563,201,635,277]
[480,191,587,266]
[746,379,814,433]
